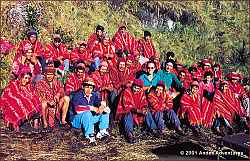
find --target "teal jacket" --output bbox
[139,72,161,87]
[157,70,182,90]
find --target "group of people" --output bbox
[0,24,249,146]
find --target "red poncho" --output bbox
[65,73,87,96]
[87,33,100,52]
[44,43,69,61]
[12,55,42,78]
[137,38,157,59]
[35,78,64,103]
[113,30,137,55]
[0,39,15,55]
[0,80,41,129]
[92,42,116,60]
[228,81,248,98]
[91,70,113,100]
[213,89,246,123]
[116,88,148,125]
[16,40,44,58]
[199,81,215,127]
[180,93,202,126]
[69,47,93,63]
[147,91,173,113]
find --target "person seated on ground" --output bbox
[113,24,137,56]
[0,66,41,133]
[90,61,116,115]
[178,70,191,92]
[137,31,159,59]
[213,80,248,136]
[35,67,70,130]
[139,61,161,93]
[16,29,45,70]
[109,57,134,96]
[87,25,105,53]
[44,34,70,73]
[65,62,88,97]
[180,81,202,136]
[158,61,182,91]
[92,33,116,69]
[148,81,185,136]
[116,79,148,143]
[226,72,249,116]
[199,71,215,128]
[71,78,110,146]
[12,45,42,84]
[70,41,93,69]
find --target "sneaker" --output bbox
[126,132,136,144]
[87,134,97,146]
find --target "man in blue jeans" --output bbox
[71,78,110,146]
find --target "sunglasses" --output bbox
[23,76,31,80]
[147,67,155,69]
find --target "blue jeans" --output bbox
[145,111,165,130]
[213,117,230,129]
[71,111,109,137]
[164,109,181,129]
[64,59,70,71]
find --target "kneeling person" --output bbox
[71,78,110,146]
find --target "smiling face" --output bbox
[165,63,173,72]
[46,72,55,82]
[103,37,110,46]
[155,86,164,96]
[179,71,186,81]
[25,49,33,60]
[132,85,141,93]
[118,62,126,72]
[83,85,94,97]
[99,65,108,75]
[20,73,31,86]
[191,85,199,95]
[221,83,228,92]
[29,35,37,44]
[147,62,155,75]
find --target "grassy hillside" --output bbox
[0,0,249,90]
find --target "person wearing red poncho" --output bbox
[70,41,93,66]
[180,81,202,136]
[116,79,148,143]
[91,61,115,105]
[65,62,87,96]
[0,67,41,132]
[178,70,191,91]
[226,72,249,117]
[44,34,70,72]
[113,25,137,55]
[147,81,185,136]
[35,67,70,130]
[92,33,116,63]
[16,30,44,59]
[213,81,248,136]
[109,57,134,95]
[137,31,158,59]
[199,71,215,128]
[12,45,42,82]
[87,25,105,53]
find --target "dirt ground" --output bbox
[0,117,249,161]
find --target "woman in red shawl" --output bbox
[180,81,202,135]
[70,41,93,66]
[113,25,137,55]
[116,79,148,143]
[213,81,247,136]
[0,67,41,132]
[137,31,158,59]
[147,81,185,136]
[199,71,215,127]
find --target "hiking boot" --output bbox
[61,123,71,130]
[226,127,234,135]
[42,126,53,133]
[192,128,200,137]
[215,128,225,137]
[176,129,186,136]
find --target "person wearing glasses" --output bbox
[0,66,41,133]
[35,67,70,131]
[116,79,148,143]
[71,78,110,146]
[139,61,161,92]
